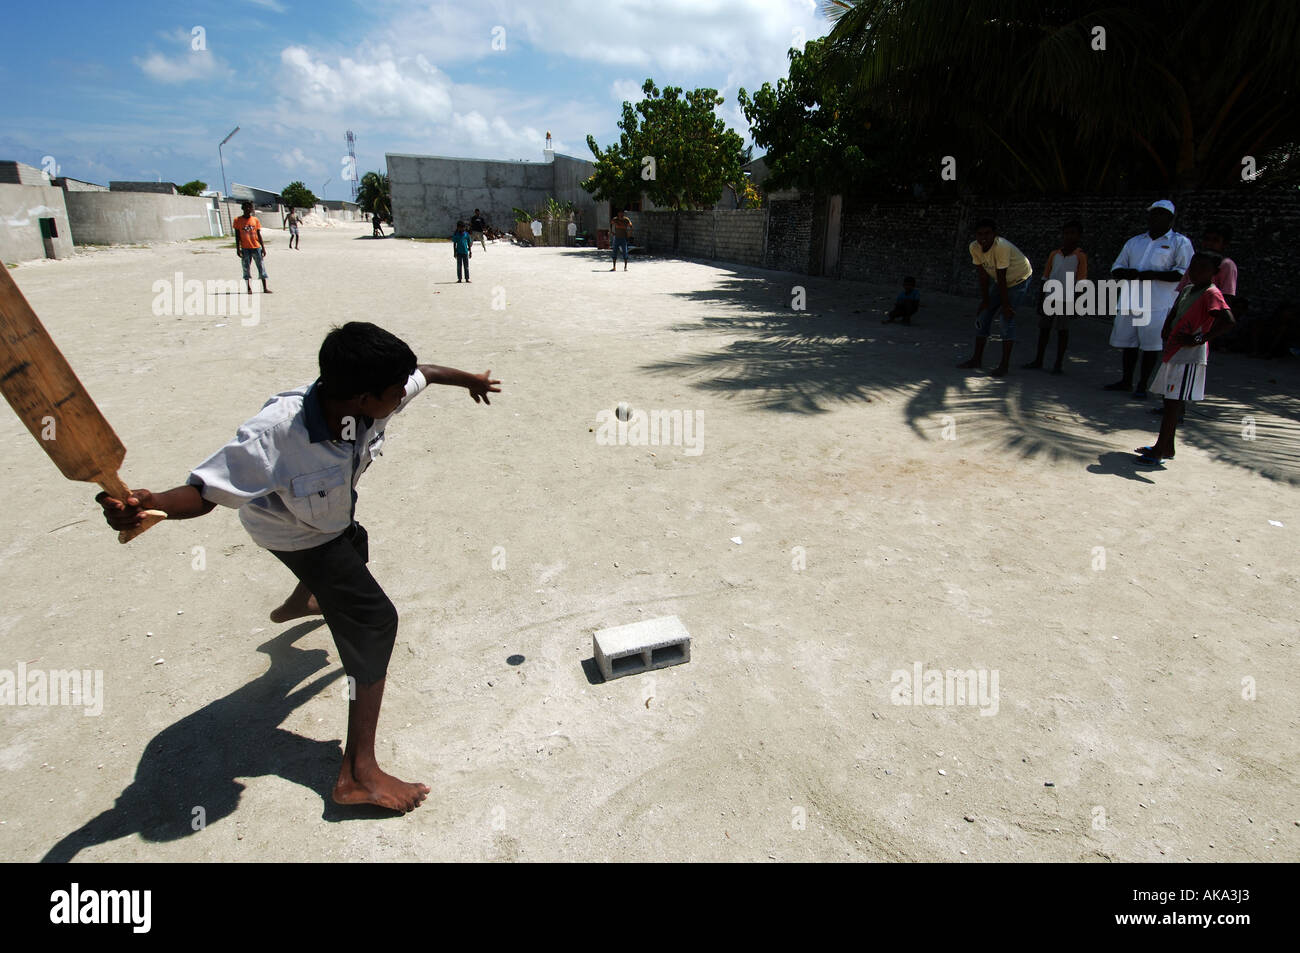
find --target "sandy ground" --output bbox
[1,221,1296,863]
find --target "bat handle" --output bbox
[96,474,167,544]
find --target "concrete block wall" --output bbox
[388,152,601,239]
[635,209,765,266]
[109,181,178,194]
[54,177,108,192]
[551,153,607,233]
[0,161,52,187]
[0,184,74,263]
[390,153,551,238]
[66,191,223,245]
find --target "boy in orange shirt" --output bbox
[232,201,271,294]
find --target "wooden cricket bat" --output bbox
[0,266,165,543]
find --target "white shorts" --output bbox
[1109,312,1165,351]
[1151,361,1206,401]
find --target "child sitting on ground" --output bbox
[881,277,920,324]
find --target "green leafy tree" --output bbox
[818,0,1300,191]
[177,180,207,196]
[585,79,749,210]
[739,38,916,196]
[280,181,318,210]
[355,171,391,220]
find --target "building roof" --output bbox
[0,160,52,186]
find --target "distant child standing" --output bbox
[452,220,472,283]
[882,277,921,324]
[286,209,301,250]
[610,209,632,271]
[1135,251,1235,463]
[1024,220,1087,374]
[470,209,488,252]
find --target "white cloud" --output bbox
[279,46,455,121]
[136,50,227,84]
[509,0,826,77]
[610,79,644,103]
[246,0,287,12]
[450,111,547,156]
[276,147,325,176]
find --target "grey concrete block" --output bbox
[593,615,691,681]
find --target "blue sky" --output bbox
[0,0,830,202]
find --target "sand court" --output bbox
[1,222,1296,862]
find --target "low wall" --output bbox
[388,152,601,239]
[218,200,284,233]
[639,189,1300,320]
[66,192,222,245]
[831,190,1300,317]
[0,184,75,263]
[637,209,766,267]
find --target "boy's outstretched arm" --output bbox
[418,364,502,404]
[96,484,216,532]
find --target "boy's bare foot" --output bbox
[270,593,321,623]
[333,762,429,812]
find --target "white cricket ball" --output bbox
[616,402,632,421]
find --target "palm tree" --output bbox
[818,0,1299,190]
[356,171,391,220]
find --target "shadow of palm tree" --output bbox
[41,622,362,863]
[637,264,1300,481]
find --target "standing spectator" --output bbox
[1024,221,1087,374]
[1104,200,1193,398]
[1135,251,1235,463]
[373,213,385,238]
[610,208,632,272]
[452,220,472,283]
[956,218,1034,377]
[285,209,301,250]
[1178,223,1237,305]
[1181,224,1239,354]
[469,209,488,252]
[232,201,271,294]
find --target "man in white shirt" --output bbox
[96,322,501,815]
[1105,200,1193,398]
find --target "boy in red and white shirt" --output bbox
[1136,251,1235,463]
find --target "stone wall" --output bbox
[763,194,815,274]
[646,189,1300,319]
[831,190,1300,317]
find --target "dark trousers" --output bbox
[269,523,398,685]
[456,252,470,280]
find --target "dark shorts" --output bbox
[269,523,398,685]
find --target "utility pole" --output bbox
[218,126,239,234]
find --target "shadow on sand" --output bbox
[633,263,1300,483]
[41,622,394,863]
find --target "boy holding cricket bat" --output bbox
[98,322,500,812]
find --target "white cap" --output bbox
[1148,199,1175,214]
